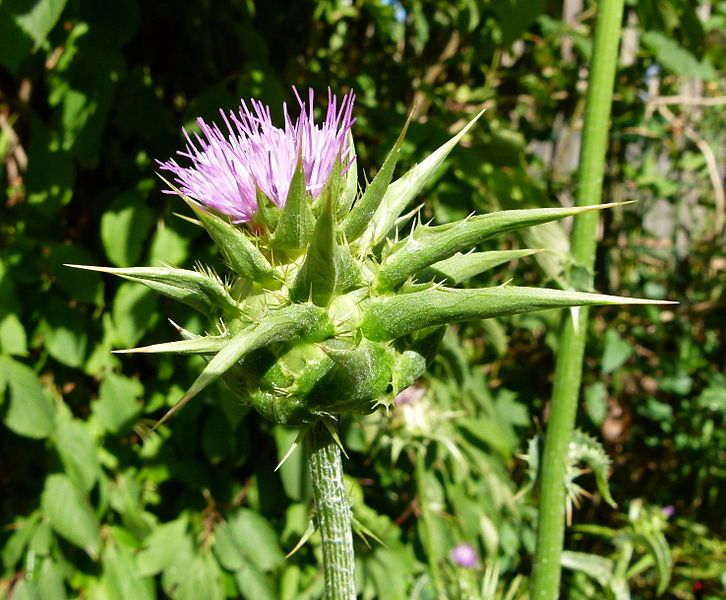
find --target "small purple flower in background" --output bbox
[661,505,675,518]
[158,88,355,223]
[450,542,478,568]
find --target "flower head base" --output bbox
[73,89,669,430]
[158,88,355,223]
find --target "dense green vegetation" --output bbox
[1,1,723,598]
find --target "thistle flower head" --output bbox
[158,88,355,223]
[450,543,478,568]
[74,89,667,430]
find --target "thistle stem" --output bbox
[309,420,356,600]
[530,1,625,599]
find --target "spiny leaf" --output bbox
[66,264,241,315]
[153,304,332,430]
[361,286,676,342]
[342,111,412,242]
[376,203,627,291]
[113,335,228,355]
[270,149,315,255]
[356,109,485,251]
[419,249,541,284]
[569,430,616,508]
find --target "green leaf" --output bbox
[357,109,484,251]
[53,414,100,493]
[94,372,143,434]
[642,31,717,80]
[419,249,539,284]
[48,244,104,304]
[601,329,633,374]
[227,508,285,571]
[362,286,672,342]
[36,558,68,600]
[342,113,411,242]
[38,297,87,368]
[137,517,190,576]
[270,153,315,254]
[561,550,614,587]
[377,204,620,291]
[162,549,225,600]
[1,356,56,439]
[569,430,616,508]
[114,335,227,355]
[15,0,68,47]
[234,561,277,600]
[102,538,156,600]
[147,221,191,266]
[100,191,154,267]
[0,312,27,356]
[41,473,100,559]
[111,282,158,348]
[68,264,241,316]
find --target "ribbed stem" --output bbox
[308,420,356,600]
[530,1,625,600]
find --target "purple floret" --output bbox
[158,88,355,223]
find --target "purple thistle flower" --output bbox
[450,543,478,568]
[158,88,356,223]
[661,505,675,518]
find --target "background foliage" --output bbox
[1,1,723,598]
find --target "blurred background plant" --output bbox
[0,1,723,598]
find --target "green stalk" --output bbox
[308,420,356,600]
[530,2,625,600]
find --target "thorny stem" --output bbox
[309,420,356,600]
[531,1,625,599]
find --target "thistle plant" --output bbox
[71,88,666,600]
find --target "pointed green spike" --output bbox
[113,336,227,355]
[254,186,281,231]
[66,264,241,315]
[357,109,485,251]
[271,148,315,255]
[419,249,541,284]
[152,303,332,430]
[158,175,277,283]
[291,192,361,306]
[361,286,676,342]
[376,203,627,291]
[337,130,358,219]
[342,112,412,242]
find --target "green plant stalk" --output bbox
[308,421,356,600]
[531,1,626,599]
[414,448,445,599]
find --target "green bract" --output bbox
[71,110,666,428]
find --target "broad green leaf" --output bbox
[642,31,717,80]
[1,356,55,439]
[94,372,143,434]
[147,221,191,266]
[419,249,539,284]
[102,540,156,600]
[342,113,411,241]
[601,329,633,374]
[234,561,277,600]
[53,414,100,493]
[41,474,100,558]
[15,0,68,47]
[270,154,315,254]
[584,381,608,427]
[69,264,241,315]
[227,508,285,572]
[362,286,673,341]
[0,312,27,356]
[100,191,154,267]
[376,204,620,291]
[0,3,34,74]
[111,282,158,348]
[273,426,310,501]
[36,558,68,600]
[357,109,484,251]
[162,549,224,600]
[1,512,41,569]
[137,517,190,576]
[38,297,87,368]
[48,244,104,304]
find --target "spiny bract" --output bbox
[71,89,665,428]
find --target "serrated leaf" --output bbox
[569,430,616,508]
[362,286,674,341]
[227,508,285,572]
[357,109,484,251]
[1,356,56,439]
[377,203,622,291]
[419,249,539,284]
[270,152,315,254]
[343,113,411,241]
[94,373,143,434]
[137,517,190,576]
[41,474,100,559]
[234,561,277,600]
[68,264,241,315]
